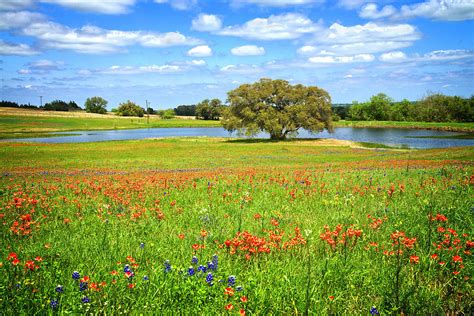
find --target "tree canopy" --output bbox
[222,78,333,140]
[84,96,108,114]
[116,100,144,117]
[195,99,223,120]
[43,100,81,112]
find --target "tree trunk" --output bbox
[270,132,286,140]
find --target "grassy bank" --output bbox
[1,108,473,139]
[0,108,220,139]
[0,138,472,314]
[334,120,474,132]
[1,137,473,171]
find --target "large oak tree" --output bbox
[222,78,333,140]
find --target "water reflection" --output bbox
[2,127,473,149]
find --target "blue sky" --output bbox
[0,0,473,110]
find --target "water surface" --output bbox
[2,127,473,149]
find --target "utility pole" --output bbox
[146,100,149,124]
[39,96,43,107]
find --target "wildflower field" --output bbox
[0,138,472,314]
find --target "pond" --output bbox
[3,127,473,149]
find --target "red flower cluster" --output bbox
[319,224,362,251]
[223,227,306,260]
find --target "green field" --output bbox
[0,108,473,140]
[334,120,474,132]
[0,137,473,314]
[0,108,221,139]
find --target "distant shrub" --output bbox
[43,100,82,111]
[85,97,108,114]
[116,100,144,117]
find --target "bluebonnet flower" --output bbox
[191,256,198,265]
[206,272,213,286]
[236,286,243,292]
[143,275,149,281]
[72,271,80,280]
[79,282,88,292]
[207,261,215,271]
[212,254,218,270]
[228,275,236,287]
[124,264,131,273]
[197,265,206,273]
[370,306,379,315]
[140,242,145,249]
[55,285,64,293]
[50,299,59,309]
[164,260,171,273]
[81,296,90,304]
[188,266,195,276]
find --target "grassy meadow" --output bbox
[0,108,473,140]
[0,108,221,139]
[0,136,473,314]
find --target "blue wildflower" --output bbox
[55,285,64,293]
[228,275,236,287]
[188,266,195,276]
[124,264,131,273]
[72,271,80,280]
[206,272,213,286]
[79,282,88,292]
[236,286,243,292]
[50,299,59,309]
[370,306,379,315]
[197,265,206,273]
[207,261,215,271]
[143,275,149,281]
[191,256,198,265]
[140,242,145,249]
[212,254,218,270]
[81,296,90,304]
[164,260,171,273]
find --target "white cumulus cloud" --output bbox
[359,1,474,21]
[309,54,375,64]
[231,45,265,56]
[217,13,321,40]
[359,4,397,19]
[191,14,222,32]
[0,40,39,55]
[1,13,203,54]
[154,0,197,10]
[187,45,212,57]
[99,64,183,74]
[40,0,137,14]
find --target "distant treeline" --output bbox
[332,93,473,123]
[0,100,82,111]
[2,92,473,122]
[0,100,39,109]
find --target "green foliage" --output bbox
[116,100,144,117]
[174,105,196,116]
[146,107,156,115]
[43,100,82,111]
[0,100,38,109]
[222,78,333,140]
[160,109,175,119]
[195,99,223,120]
[84,96,108,114]
[348,93,473,122]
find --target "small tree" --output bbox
[196,99,222,120]
[160,109,175,119]
[222,78,333,140]
[84,96,108,114]
[116,100,144,117]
